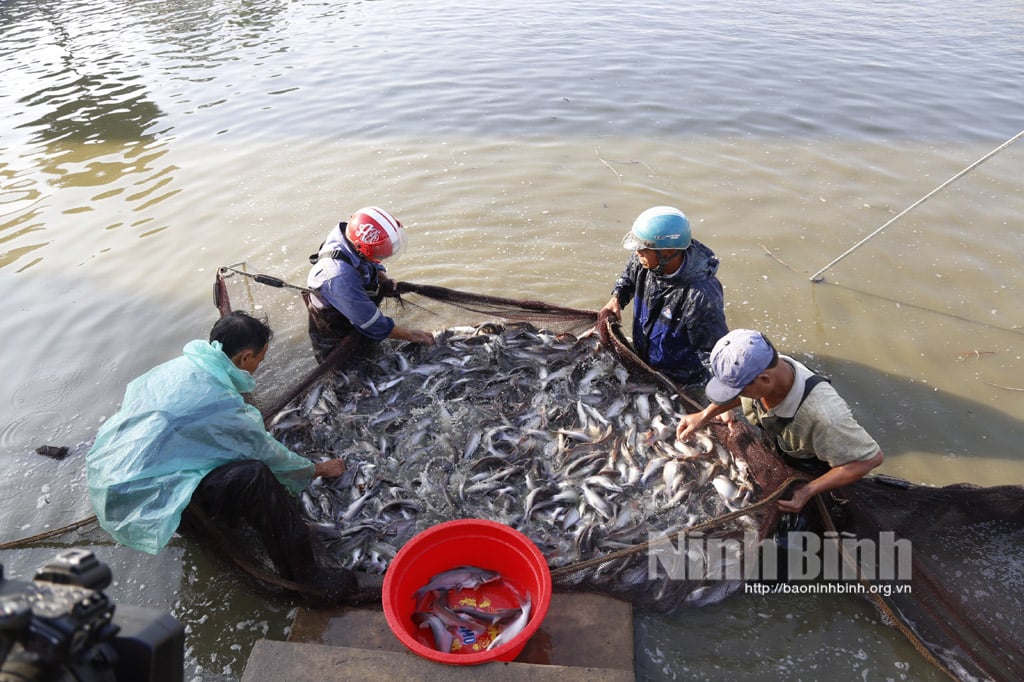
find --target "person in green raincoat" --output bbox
[86,311,353,598]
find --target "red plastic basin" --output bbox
[381,519,552,665]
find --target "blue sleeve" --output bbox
[612,256,641,305]
[317,265,395,340]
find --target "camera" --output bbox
[0,549,184,682]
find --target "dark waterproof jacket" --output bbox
[304,224,391,361]
[611,239,728,385]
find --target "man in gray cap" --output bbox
[676,329,883,512]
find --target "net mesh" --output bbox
[214,270,1024,681]
[838,478,1024,681]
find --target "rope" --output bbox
[549,475,808,581]
[396,281,598,325]
[814,495,958,680]
[260,334,360,428]
[809,128,1024,282]
[218,265,313,294]
[600,316,704,413]
[0,515,99,551]
[837,487,1024,680]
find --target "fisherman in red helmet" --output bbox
[305,207,434,362]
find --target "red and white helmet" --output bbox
[344,206,406,262]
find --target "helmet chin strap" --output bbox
[651,249,682,275]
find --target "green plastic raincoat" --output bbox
[86,339,314,554]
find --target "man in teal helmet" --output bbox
[601,206,729,391]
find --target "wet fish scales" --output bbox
[281,323,755,604]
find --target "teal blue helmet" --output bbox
[621,206,691,251]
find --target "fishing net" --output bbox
[212,268,1024,681]
[218,269,783,606]
[835,478,1024,681]
[269,321,775,606]
[395,281,600,333]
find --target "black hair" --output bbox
[209,311,273,358]
[760,333,780,370]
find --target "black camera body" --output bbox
[0,549,184,682]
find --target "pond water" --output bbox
[2,0,1022,679]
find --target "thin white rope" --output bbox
[809,129,1024,282]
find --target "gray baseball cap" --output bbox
[706,329,775,404]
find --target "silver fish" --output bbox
[486,590,532,651]
[412,612,454,653]
[427,590,488,635]
[274,322,760,605]
[453,605,522,627]
[414,566,501,606]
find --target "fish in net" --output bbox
[269,321,774,610]
[216,271,1024,680]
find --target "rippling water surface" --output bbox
[2,0,1022,679]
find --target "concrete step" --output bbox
[242,640,635,681]
[241,591,635,681]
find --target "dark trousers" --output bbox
[180,460,319,583]
[303,293,355,363]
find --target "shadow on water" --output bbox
[790,351,1023,469]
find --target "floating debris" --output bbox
[34,445,70,460]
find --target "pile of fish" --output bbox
[412,565,531,654]
[270,322,762,607]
